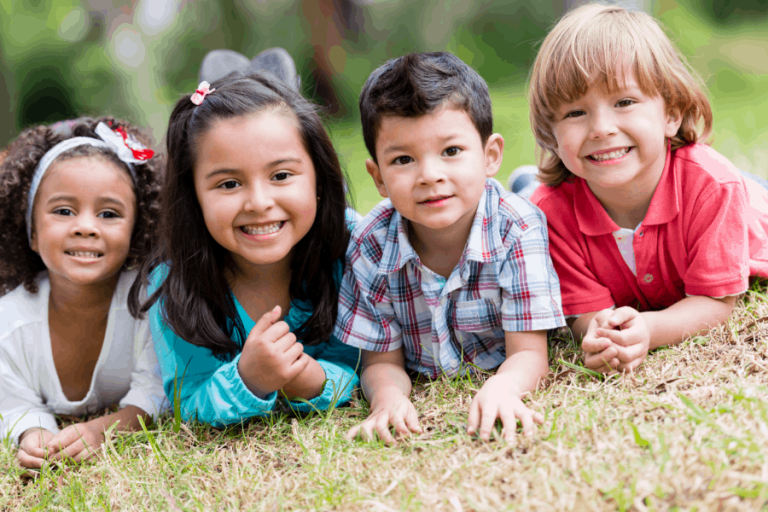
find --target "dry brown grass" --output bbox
[3,289,768,511]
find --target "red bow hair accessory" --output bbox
[191,81,216,106]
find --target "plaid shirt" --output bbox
[335,178,565,378]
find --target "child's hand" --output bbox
[45,422,104,464]
[345,386,422,444]
[17,428,54,469]
[467,373,544,443]
[595,307,651,372]
[581,308,621,373]
[239,305,311,398]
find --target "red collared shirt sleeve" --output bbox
[532,186,615,316]
[683,181,750,297]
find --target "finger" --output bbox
[46,427,80,453]
[392,414,411,437]
[581,334,612,354]
[16,449,45,470]
[261,320,292,344]
[345,424,362,441]
[597,325,645,348]
[498,407,519,443]
[605,307,638,329]
[532,412,545,425]
[405,406,423,434]
[478,403,498,441]
[593,308,616,329]
[614,343,647,363]
[360,419,378,442]
[375,414,397,445]
[584,346,618,369]
[618,358,643,373]
[466,399,480,435]
[250,305,281,337]
[517,408,536,437]
[47,438,89,462]
[282,339,305,361]
[286,352,311,380]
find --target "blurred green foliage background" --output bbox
[1,0,767,213]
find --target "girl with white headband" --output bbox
[0,117,167,471]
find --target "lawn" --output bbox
[2,290,768,510]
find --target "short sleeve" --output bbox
[333,241,403,352]
[537,196,615,316]
[684,183,750,297]
[499,212,566,331]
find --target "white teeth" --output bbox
[590,148,630,161]
[242,221,283,235]
[67,251,102,258]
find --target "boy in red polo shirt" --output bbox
[523,4,768,373]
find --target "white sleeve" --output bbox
[0,336,59,445]
[118,317,169,419]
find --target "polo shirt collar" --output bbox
[376,180,505,275]
[574,143,678,235]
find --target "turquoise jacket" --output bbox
[147,259,361,427]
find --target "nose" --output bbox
[416,157,447,186]
[244,183,275,213]
[588,106,618,140]
[72,214,99,238]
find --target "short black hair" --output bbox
[359,52,493,162]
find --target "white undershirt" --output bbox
[613,222,642,276]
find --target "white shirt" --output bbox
[0,270,167,445]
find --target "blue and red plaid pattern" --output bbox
[334,178,565,378]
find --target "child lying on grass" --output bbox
[335,52,565,443]
[522,3,768,373]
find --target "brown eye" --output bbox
[392,156,413,165]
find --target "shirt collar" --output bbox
[574,143,678,236]
[377,179,506,275]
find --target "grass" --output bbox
[3,288,768,511]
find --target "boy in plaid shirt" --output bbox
[335,52,565,443]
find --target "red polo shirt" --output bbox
[532,144,768,316]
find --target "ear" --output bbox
[665,107,683,138]
[365,159,389,198]
[484,133,504,178]
[29,229,38,253]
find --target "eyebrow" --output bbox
[44,195,127,208]
[203,157,304,180]
[380,135,464,155]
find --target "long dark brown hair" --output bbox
[128,72,351,360]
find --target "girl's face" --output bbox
[30,157,136,288]
[193,110,318,276]
[550,69,682,198]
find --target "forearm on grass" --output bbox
[85,405,151,435]
[360,347,411,406]
[495,330,550,395]
[641,295,737,350]
[570,296,737,349]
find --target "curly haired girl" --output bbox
[0,117,168,470]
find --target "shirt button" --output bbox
[643,273,654,283]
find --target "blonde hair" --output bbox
[529,3,713,186]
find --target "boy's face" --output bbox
[550,69,682,196]
[366,107,503,243]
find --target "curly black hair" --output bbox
[0,116,164,297]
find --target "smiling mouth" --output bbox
[419,195,454,204]
[65,251,103,259]
[587,147,632,161]
[240,221,285,235]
